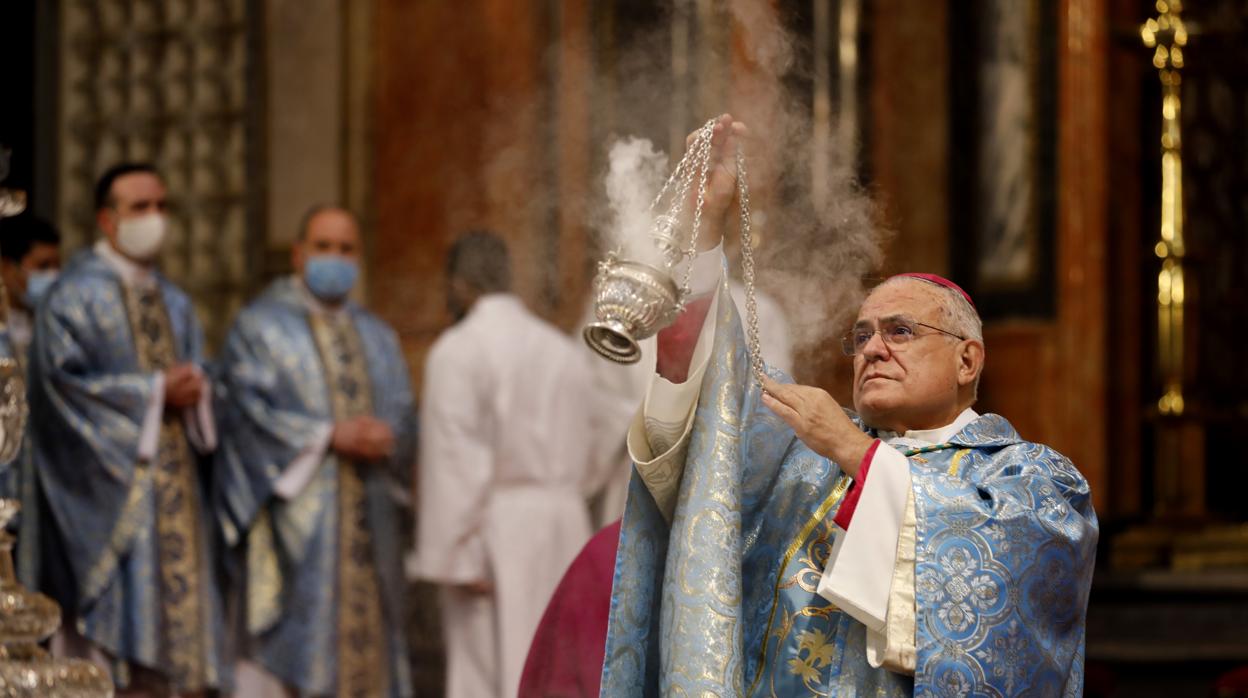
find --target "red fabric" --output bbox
[890,272,976,310]
[833,439,881,530]
[518,520,622,698]
[655,295,715,383]
[1214,665,1248,698]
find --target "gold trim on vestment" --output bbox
[947,449,971,477]
[79,461,149,607]
[747,474,852,696]
[121,283,209,691]
[747,442,970,695]
[308,313,387,698]
[245,508,282,635]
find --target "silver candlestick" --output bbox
[0,148,25,220]
[0,147,29,464]
[0,146,113,697]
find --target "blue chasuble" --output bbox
[601,282,1097,697]
[27,248,226,691]
[214,277,416,697]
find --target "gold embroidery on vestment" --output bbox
[309,313,387,698]
[747,474,851,696]
[947,449,971,477]
[246,508,282,635]
[122,284,209,691]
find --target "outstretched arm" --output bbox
[622,115,752,521]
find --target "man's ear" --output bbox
[96,208,116,238]
[957,339,985,388]
[291,241,305,274]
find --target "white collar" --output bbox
[94,239,157,290]
[469,293,524,317]
[877,407,979,448]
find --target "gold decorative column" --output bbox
[1112,0,1248,570]
[1139,1,1206,523]
[1141,0,1188,419]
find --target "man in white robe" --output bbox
[411,230,606,698]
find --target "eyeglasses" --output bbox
[841,317,965,356]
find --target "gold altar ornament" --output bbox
[0,502,114,697]
[0,130,113,698]
[1142,0,1188,417]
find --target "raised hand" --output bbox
[760,375,874,478]
[684,114,750,252]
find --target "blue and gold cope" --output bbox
[601,282,1098,697]
[214,277,416,697]
[26,248,226,692]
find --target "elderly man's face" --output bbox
[851,281,970,432]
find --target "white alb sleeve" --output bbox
[816,443,912,632]
[625,245,724,520]
[271,421,335,500]
[137,371,165,462]
[183,367,218,453]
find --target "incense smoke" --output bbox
[591,2,887,383]
[603,137,669,268]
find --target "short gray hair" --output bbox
[873,275,982,341]
[296,204,352,241]
[871,275,984,397]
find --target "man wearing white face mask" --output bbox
[215,205,417,697]
[28,163,227,697]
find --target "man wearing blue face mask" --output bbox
[27,162,227,696]
[0,212,61,362]
[215,205,417,698]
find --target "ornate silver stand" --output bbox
[0,502,114,697]
[0,148,113,697]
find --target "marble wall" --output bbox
[55,0,256,346]
[372,0,589,390]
